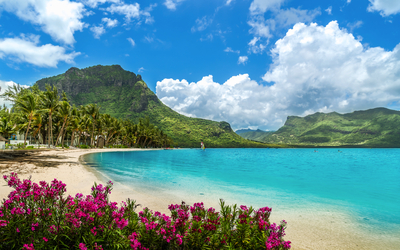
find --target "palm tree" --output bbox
[41,85,60,147]
[85,104,100,147]
[31,114,43,147]
[14,92,39,148]
[55,101,71,148]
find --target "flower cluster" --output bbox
[0,173,291,249]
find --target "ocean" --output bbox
[83,148,400,234]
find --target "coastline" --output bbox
[1,148,399,250]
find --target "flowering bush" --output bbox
[0,173,291,249]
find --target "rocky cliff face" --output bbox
[35,65,157,113]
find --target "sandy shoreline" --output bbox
[1,148,399,250]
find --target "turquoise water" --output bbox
[84,148,400,231]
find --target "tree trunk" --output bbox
[61,128,67,149]
[48,111,52,147]
[24,117,32,149]
[91,122,95,147]
[55,118,66,147]
[71,131,75,147]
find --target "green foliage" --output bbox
[237,129,275,142]
[254,107,400,147]
[34,65,283,148]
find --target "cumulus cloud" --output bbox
[90,25,105,39]
[0,80,30,108]
[106,2,140,22]
[81,0,121,8]
[0,35,80,68]
[156,21,400,130]
[247,6,320,54]
[127,37,135,46]
[102,17,119,27]
[368,0,400,16]
[0,0,86,45]
[237,56,248,65]
[164,0,185,11]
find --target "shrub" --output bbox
[0,173,291,250]
[26,146,35,149]
[78,144,91,149]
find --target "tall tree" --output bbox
[55,101,71,148]
[41,85,60,147]
[85,104,100,147]
[14,92,39,147]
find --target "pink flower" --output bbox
[79,243,87,250]
[43,237,48,242]
[22,243,35,250]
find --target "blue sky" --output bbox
[1,0,400,130]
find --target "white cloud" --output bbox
[138,67,145,72]
[238,56,248,65]
[127,37,135,46]
[81,0,120,8]
[226,0,233,5]
[0,35,80,68]
[249,0,285,15]
[164,0,185,11]
[347,20,363,32]
[224,47,240,54]
[0,0,86,45]
[144,36,154,43]
[367,0,400,16]
[248,37,266,54]
[106,2,140,22]
[248,17,272,38]
[0,80,30,107]
[191,16,213,32]
[274,8,321,28]
[325,6,332,15]
[247,7,320,54]
[90,25,105,39]
[156,21,400,130]
[102,17,118,27]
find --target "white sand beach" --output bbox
[1,148,399,250]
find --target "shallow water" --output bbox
[83,148,400,233]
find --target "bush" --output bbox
[78,144,91,149]
[26,146,35,149]
[0,174,291,250]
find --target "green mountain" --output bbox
[34,65,282,148]
[236,129,275,141]
[257,108,400,147]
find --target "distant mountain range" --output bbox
[235,129,275,141]
[34,65,280,148]
[237,108,400,147]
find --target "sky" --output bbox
[1,0,400,131]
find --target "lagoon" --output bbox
[83,148,400,234]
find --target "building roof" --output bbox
[0,135,8,141]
